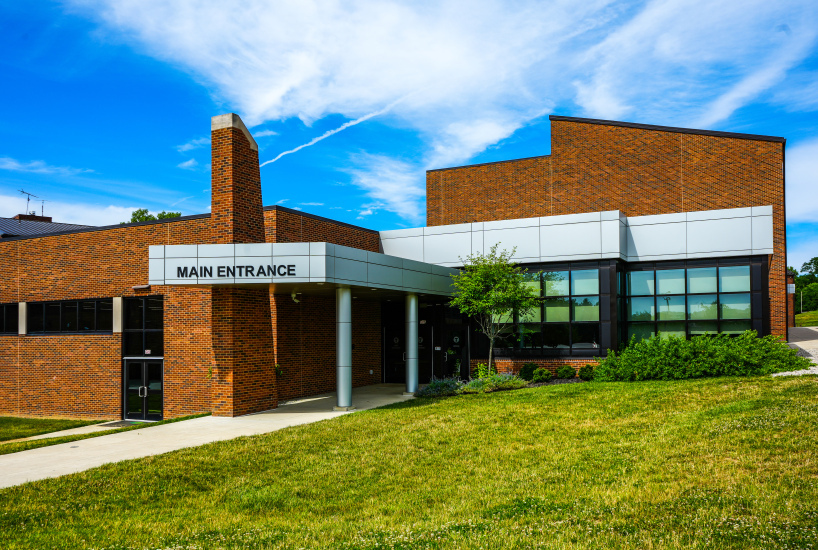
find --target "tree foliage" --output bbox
[121,209,182,224]
[790,256,818,313]
[449,244,540,374]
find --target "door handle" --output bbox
[139,386,147,398]
[402,352,406,361]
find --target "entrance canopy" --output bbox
[148,242,457,296]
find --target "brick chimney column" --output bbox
[211,113,265,244]
[209,113,276,417]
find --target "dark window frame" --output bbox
[0,303,20,335]
[123,296,164,357]
[622,257,763,342]
[25,298,115,335]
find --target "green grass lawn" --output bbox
[796,310,818,327]
[1,377,817,549]
[0,417,99,443]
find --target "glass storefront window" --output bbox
[688,294,718,320]
[572,324,600,348]
[543,323,570,348]
[544,271,569,296]
[719,266,750,292]
[687,268,717,294]
[657,295,685,320]
[656,269,685,295]
[689,321,718,336]
[628,323,655,342]
[492,311,513,324]
[544,297,570,322]
[571,270,599,295]
[720,320,752,334]
[627,297,655,321]
[720,293,751,319]
[518,306,541,323]
[572,296,600,322]
[658,321,686,338]
[518,324,543,348]
[627,271,654,296]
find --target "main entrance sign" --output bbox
[148,242,458,294]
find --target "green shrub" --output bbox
[518,362,539,381]
[416,377,464,397]
[577,364,595,381]
[532,368,552,383]
[556,365,576,379]
[595,331,813,382]
[462,374,527,394]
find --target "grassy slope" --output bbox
[1,377,817,549]
[796,310,818,327]
[0,417,99,443]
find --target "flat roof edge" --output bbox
[263,205,379,234]
[426,154,551,173]
[0,213,212,242]
[548,115,786,143]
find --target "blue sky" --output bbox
[1,1,817,270]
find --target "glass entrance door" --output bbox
[124,360,163,421]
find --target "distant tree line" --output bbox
[121,208,181,224]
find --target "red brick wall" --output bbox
[264,208,381,251]
[471,357,593,378]
[427,118,787,337]
[0,216,215,419]
[212,288,276,416]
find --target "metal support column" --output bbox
[405,292,418,395]
[335,286,354,410]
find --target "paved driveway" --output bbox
[0,384,412,489]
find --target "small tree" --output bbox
[449,244,540,376]
[121,209,182,224]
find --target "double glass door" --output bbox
[124,360,163,420]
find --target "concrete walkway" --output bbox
[774,327,818,377]
[0,384,412,489]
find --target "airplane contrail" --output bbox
[260,96,407,167]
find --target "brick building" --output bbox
[0,114,791,420]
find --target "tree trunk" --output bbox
[488,337,494,377]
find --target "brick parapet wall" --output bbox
[264,208,381,251]
[428,119,787,337]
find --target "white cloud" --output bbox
[254,129,278,138]
[786,138,818,223]
[299,202,324,206]
[343,154,425,224]
[0,193,137,226]
[177,158,198,170]
[176,137,209,152]
[67,0,818,222]
[0,156,93,176]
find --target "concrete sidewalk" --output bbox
[0,384,412,489]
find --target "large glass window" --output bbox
[491,264,603,356]
[623,261,757,342]
[25,299,115,334]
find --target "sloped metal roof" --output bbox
[0,217,93,238]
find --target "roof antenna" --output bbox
[18,189,38,219]
[38,199,50,217]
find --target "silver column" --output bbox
[335,286,354,410]
[405,293,419,395]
